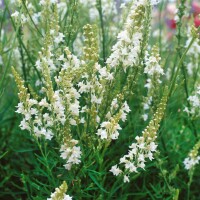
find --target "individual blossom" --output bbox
[110,165,122,176]
[54,32,65,44]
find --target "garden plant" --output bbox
[0,0,200,199]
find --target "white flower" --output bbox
[30,108,38,115]
[149,142,157,152]
[138,154,145,162]
[45,130,54,140]
[110,165,122,176]
[58,54,65,61]
[183,140,200,170]
[151,0,160,5]
[39,0,45,6]
[32,12,41,25]
[24,112,31,120]
[188,95,199,107]
[69,102,80,116]
[91,95,102,104]
[183,157,200,170]
[11,11,19,18]
[64,163,72,170]
[142,114,148,121]
[123,175,130,183]
[110,131,119,140]
[54,32,65,44]
[147,152,154,160]
[70,119,77,126]
[50,29,55,35]
[123,102,131,113]
[39,98,49,107]
[20,119,30,130]
[106,1,146,71]
[29,99,38,106]
[63,194,73,200]
[35,59,42,70]
[16,103,25,114]
[138,162,145,169]
[97,129,107,139]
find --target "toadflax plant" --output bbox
[9,0,200,199]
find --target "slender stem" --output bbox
[3,3,42,83]
[7,7,42,81]
[97,0,106,64]
[35,138,56,187]
[187,183,190,200]
[0,4,19,91]
[175,0,197,137]
[158,0,165,56]
[187,170,193,200]
[169,37,196,97]
[0,5,6,39]
[18,28,27,83]
[66,0,77,49]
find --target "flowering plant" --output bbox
[0,0,200,199]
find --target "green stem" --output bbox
[18,28,27,83]
[0,6,6,39]
[187,170,194,200]
[175,0,197,137]
[4,4,41,81]
[158,0,165,56]
[97,0,106,64]
[0,4,19,92]
[169,37,196,97]
[35,138,56,187]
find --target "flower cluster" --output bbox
[184,85,200,118]
[60,139,82,170]
[183,140,200,170]
[185,27,200,75]
[13,10,83,169]
[106,0,150,71]
[142,46,164,121]
[110,92,168,183]
[13,68,54,140]
[48,181,72,200]
[96,98,131,140]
